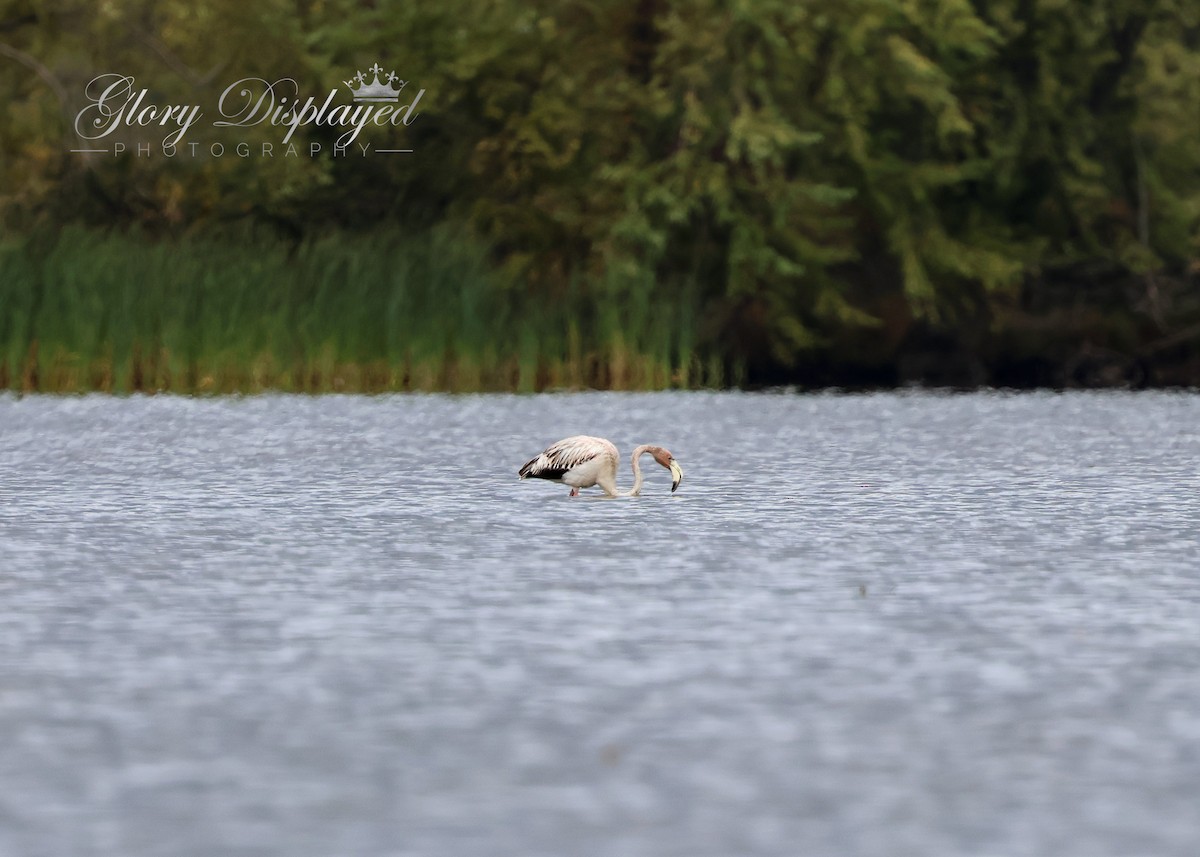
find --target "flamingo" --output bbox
[518,435,683,497]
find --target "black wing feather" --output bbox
[519,458,569,481]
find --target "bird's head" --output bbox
[650,446,684,493]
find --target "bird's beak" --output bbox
[669,459,683,493]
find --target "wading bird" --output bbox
[519,436,683,497]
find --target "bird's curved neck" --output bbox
[622,445,651,497]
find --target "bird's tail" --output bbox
[519,454,566,481]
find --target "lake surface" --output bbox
[1,390,1198,857]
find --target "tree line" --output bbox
[1,0,1198,389]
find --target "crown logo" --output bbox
[343,63,405,102]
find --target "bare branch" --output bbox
[0,40,70,109]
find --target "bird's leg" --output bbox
[569,487,579,497]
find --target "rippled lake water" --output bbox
[1,390,1199,857]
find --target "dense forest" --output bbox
[1,0,1198,392]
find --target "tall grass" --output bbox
[0,227,715,393]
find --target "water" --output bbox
[1,391,1198,857]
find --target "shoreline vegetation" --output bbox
[2,227,1198,395]
[2,3,1199,393]
[0,227,720,395]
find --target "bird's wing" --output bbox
[519,435,614,480]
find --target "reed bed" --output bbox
[0,227,719,394]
